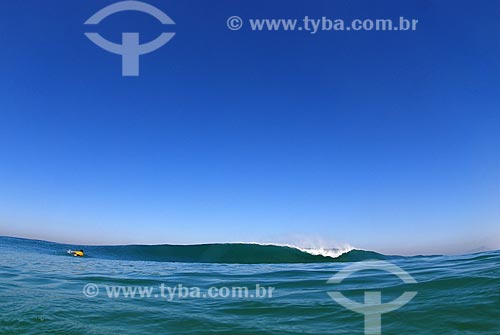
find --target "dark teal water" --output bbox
[0,236,498,334]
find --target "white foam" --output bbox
[234,241,355,259]
[295,246,354,258]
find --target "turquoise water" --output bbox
[0,236,498,334]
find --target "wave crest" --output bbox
[1,236,385,264]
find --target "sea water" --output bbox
[0,236,498,334]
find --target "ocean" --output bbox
[0,236,498,334]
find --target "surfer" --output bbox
[69,249,84,257]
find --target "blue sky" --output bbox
[0,0,499,254]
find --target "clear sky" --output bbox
[0,0,499,254]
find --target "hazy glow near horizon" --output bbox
[0,0,499,255]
